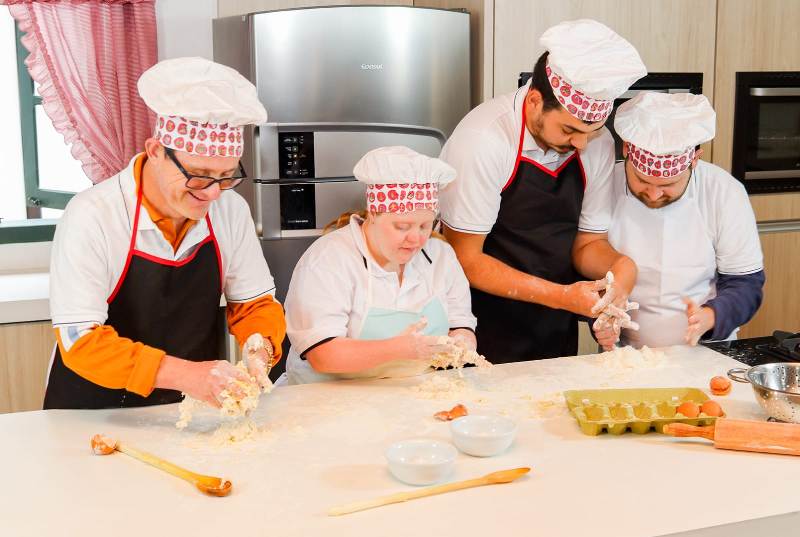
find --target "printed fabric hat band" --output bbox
[626,142,695,178]
[154,115,243,157]
[366,183,439,214]
[545,60,613,123]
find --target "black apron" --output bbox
[472,102,586,363]
[44,185,223,409]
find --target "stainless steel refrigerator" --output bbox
[213,5,470,374]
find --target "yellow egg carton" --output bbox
[564,388,724,436]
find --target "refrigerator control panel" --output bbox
[279,131,315,179]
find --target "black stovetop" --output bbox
[702,331,800,366]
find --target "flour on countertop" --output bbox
[176,361,273,441]
[410,374,470,400]
[527,392,566,418]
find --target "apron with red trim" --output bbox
[43,186,223,409]
[472,104,586,363]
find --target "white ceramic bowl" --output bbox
[450,415,517,457]
[384,439,457,486]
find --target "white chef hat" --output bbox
[353,146,456,214]
[539,19,647,122]
[138,57,267,158]
[615,92,716,177]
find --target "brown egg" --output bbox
[433,403,469,421]
[700,400,724,417]
[449,404,468,419]
[709,376,732,396]
[676,401,700,418]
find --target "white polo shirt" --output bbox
[284,215,476,382]
[50,154,275,345]
[608,160,764,347]
[609,160,763,277]
[439,82,616,234]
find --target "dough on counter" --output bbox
[210,418,260,445]
[430,336,493,371]
[594,345,666,370]
[176,361,270,431]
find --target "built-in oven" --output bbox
[519,72,703,160]
[732,72,800,193]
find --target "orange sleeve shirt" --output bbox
[56,154,286,397]
[227,295,287,364]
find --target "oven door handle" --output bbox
[750,87,800,97]
[618,88,692,99]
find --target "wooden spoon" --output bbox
[90,434,232,497]
[328,467,530,516]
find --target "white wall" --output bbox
[156,0,217,60]
[0,12,27,223]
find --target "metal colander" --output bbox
[728,363,800,423]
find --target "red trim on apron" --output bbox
[502,97,586,190]
[107,183,224,304]
[520,153,578,178]
[107,187,145,304]
[501,103,529,192]
[132,235,214,267]
[205,212,225,292]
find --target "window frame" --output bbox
[0,22,75,244]
[16,24,74,211]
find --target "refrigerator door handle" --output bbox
[275,122,447,145]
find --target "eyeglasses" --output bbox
[164,147,247,190]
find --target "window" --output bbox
[0,14,90,243]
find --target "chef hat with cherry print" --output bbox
[615,92,716,178]
[137,57,267,158]
[539,19,647,123]
[353,146,456,215]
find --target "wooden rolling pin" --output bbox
[663,419,800,456]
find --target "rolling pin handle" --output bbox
[663,423,716,440]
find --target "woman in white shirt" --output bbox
[284,146,478,384]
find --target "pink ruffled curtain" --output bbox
[4,0,157,183]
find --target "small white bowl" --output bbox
[385,439,457,486]
[450,415,517,457]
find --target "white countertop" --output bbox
[2,346,799,536]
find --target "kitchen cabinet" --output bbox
[739,192,800,338]
[491,1,717,103]
[739,227,800,338]
[0,321,54,413]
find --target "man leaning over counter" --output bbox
[439,20,647,362]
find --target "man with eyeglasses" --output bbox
[593,92,765,349]
[45,58,286,410]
